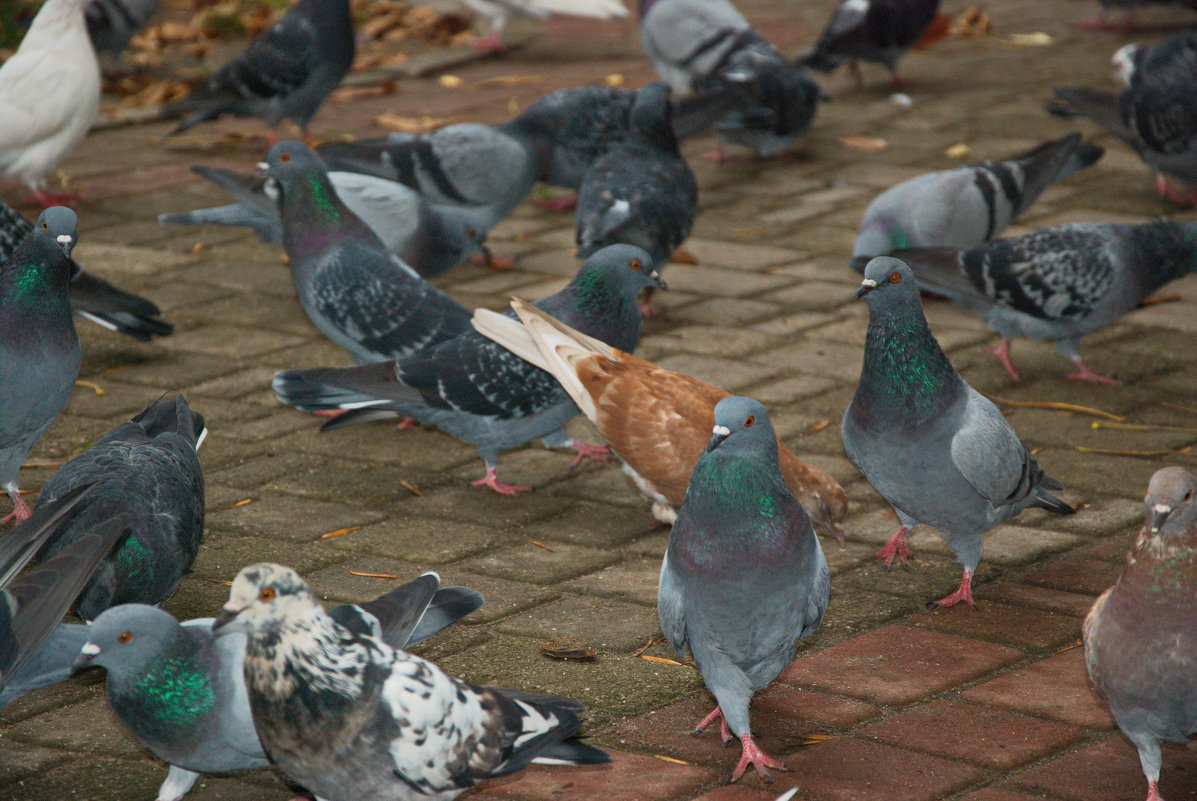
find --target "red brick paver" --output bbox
[960,648,1115,730]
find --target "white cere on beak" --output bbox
[860,278,878,289]
[1155,504,1172,515]
[80,643,101,656]
[56,234,72,245]
[256,162,269,171]
[712,425,731,436]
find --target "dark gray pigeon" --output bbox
[166,0,354,138]
[273,244,663,495]
[842,257,1074,609]
[85,0,159,54]
[659,397,828,782]
[1075,0,1197,31]
[890,220,1197,384]
[0,206,82,525]
[264,141,473,363]
[0,200,173,340]
[1084,467,1197,801]
[35,394,205,621]
[73,572,483,801]
[212,563,607,801]
[798,0,944,86]
[851,134,1105,269]
[157,164,490,279]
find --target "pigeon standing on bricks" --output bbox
[798,0,945,87]
[842,257,1074,609]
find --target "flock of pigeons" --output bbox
[1,0,1197,799]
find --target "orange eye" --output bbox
[259,587,276,602]
[1186,490,1194,502]
[629,259,642,271]
[889,272,901,284]
[41,221,48,230]
[279,151,292,163]
[744,415,755,428]
[467,228,477,237]
[117,631,133,644]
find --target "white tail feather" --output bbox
[471,308,550,370]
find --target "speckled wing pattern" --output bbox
[1121,32,1197,157]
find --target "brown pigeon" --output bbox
[1084,466,1197,801]
[472,299,847,542]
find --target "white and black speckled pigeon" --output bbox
[34,394,205,621]
[85,0,159,54]
[157,164,490,278]
[1050,30,1197,206]
[166,0,353,139]
[660,397,828,782]
[0,200,173,340]
[1085,467,1197,801]
[0,0,101,207]
[851,134,1105,269]
[264,141,473,364]
[460,0,626,53]
[0,207,82,525]
[1075,0,1197,32]
[640,0,825,161]
[273,244,663,495]
[891,220,1197,384]
[843,257,1074,609]
[212,563,607,801]
[798,0,945,87]
[72,573,483,801]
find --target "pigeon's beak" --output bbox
[649,270,667,290]
[254,161,270,176]
[855,278,878,298]
[70,642,101,675]
[55,233,76,257]
[1150,503,1173,534]
[211,606,243,635]
[705,424,731,453]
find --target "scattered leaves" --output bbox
[798,733,836,746]
[1162,402,1197,416]
[837,136,889,153]
[630,637,664,658]
[639,654,686,667]
[803,419,831,436]
[373,113,461,133]
[1139,293,1182,307]
[331,81,398,103]
[529,539,556,552]
[945,142,971,159]
[983,395,1125,421]
[399,479,424,496]
[321,525,363,540]
[218,498,254,510]
[73,379,106,396]
[539,637,597,661]
[1056,639,1083,654]
[21,460,65,468]
[471,74,543,89]
[191,242,205,254]
[1092,421,1197,435]
[604,73,626,87]
[199,577,234,587]
[438,74,464,88]
[349,570,403,579]
[1006,32,1055,46]
[653,755,691,765]
[669,247,699,265]
[1077,446,1194,458]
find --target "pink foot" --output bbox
[1,491,33,525]
[396,417,420,430]
[25,189,82,209]
[689,706,733,745]
[531,194,578,212]
[702,143,727,163]
[985,338,1021,381]
[886,73,914,87]
[470,468,532,496]
[928,570,977,609]
[1072,15,1135,32]
[1147,779,1164,801]
[567,439,610,468]
[471,250,515,270]
[470,33,506,53]
[1154,174,1196,207]
[875,525,913,567]
[730,733,790,783]
[312,409,346,419]
[1066,358,1119,385]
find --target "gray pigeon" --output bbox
[640,0,826,160]
[1084,467,1197,801]
[0,200,173,340]
[212,563,607,801]
[157,164,490,279]
[851,134,1105,269]
[798,0,944,86]
[842,257,1074,609]
[264,141,473,364]
[659,397,829,782]
[1075,0,1197,32]
[459,0,626,53]
[0,206,82,525]
[35,394,205,621]
[272,244,663,495]
[73,572,484,801]
[165,0,353,138]
[85,0,159,54]
[890,220,1197,384]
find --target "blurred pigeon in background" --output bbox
[460,0,627,53]
[85,0,159,54]
[1074,0,1197,32]
[798,0,946,87]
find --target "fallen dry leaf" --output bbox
[945,142,971,159]
[983,395,1125,422]
[199,577,234,587]
[1077,446,1194,458]
[653,755,691,765]
[438,74,464,88]
[218,498,254,510]
[803,419,831,436]
[529,539,556,552]
[349,570,404,579]
[320,525,363,540]
[399,479,424,496]
[640,654,686,667]
[1092,421,1197,435]
[1006,32,1054,46]
[669,247,699,265]
[539,637,597,660]
[1162,402,1197,416]
[949,5,991,37]
[604,73,625,87]
[331,81,398,103]
[837,136,889,153]
[471,74,543,89]
[1139,293,1182,307]
[373,113,460,134]
[74,379,105,396]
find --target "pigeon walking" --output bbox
[165,0,353,139]
[1075,0,1197,32]
[890,220,1197,384]
[473,300,848,539]
[659,397,829,782]
[85,0,159,54]
[460,0,627,53]
[851,134,1104,268]
[798,0,945,87]
[0,207,82,524]
[212,563,608,801]
[0,0,101,206]
[34,394,205,621]
[273,244,663,495]
[1084,467,1197,801]
[74,572,483,801]
[842,257,1074,609]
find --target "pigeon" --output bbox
[798,0,945,87]
[165,0,354,139]
[0,0,101,207]
[0,200,173,340]
[34,394,206,621]
[842,257,1074,609]
[157,165,491,278]
[659,397,829,782]
[0,206,82,525]
[575,82,697,308]
[472,299,849,540]
[273,244,664,495]
[212,563,608,801]
[640,0,826,161]
[1075,0,1197,32]
[1084,467,1197,801]
[460,0,627,53]
[888,220,1197,384]
[1050,30,1197,206]
[85,0,159,54]
[73,572,484,801]
[851,134,1105,269]
[263,141,473,364]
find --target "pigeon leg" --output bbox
[28,188,82,208]
[886,72,914,87]
[531,194,578,212]
[702,142,727,163]
[470,32,506,53]
[1,485,32,525]
[1066,357,1119,385]
[156,764,200,801]
[876,525,913,567]
[471,467,532,495]
[730,733,790,783]
[395,418,420,429]
[928,569,977,609]
[472,248,516,270]
[1153,174,1194,207]
[849,59,864,90]
[566,439,611,468]
[1146,780,1164,801]
[1072,13,1136,32]
[985,338,1021,381]
[312,409,346,419]
[690,706,732,744]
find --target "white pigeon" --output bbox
[0,0,101,207]
[462,0,628,53]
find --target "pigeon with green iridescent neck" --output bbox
[0,206,82,526]
[74,572,484,801]
[660,397,828,783]
[34,394,205,621]
[842,257,1074,609]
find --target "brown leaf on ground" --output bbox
[374,114,461,133]
[949,6,991,37]
[837,136,890,152]
[669,247,699,265]
[331,81,398,103]
[540,637,597,660]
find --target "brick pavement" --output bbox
[2,0,1197,799]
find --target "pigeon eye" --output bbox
[629,259,642,271]
[1186,490,1193,502]
[41,221,48,230]
[117,631,133,644]
[889,272,901,284]
[259,587,276,602]
[467,228,477,238]
[279,151,292,163]
[744,415,755,428]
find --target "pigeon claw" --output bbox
[471,468,532,496]
[730,734,790,784]
[531,194,578,212]
[701,143,727,163]
[395,417,420,430]
[1,491,32,526]
[568,440,611,468]
[927,570,977,610]
[1066,358,1119,385]
[985,338,1021,381]
[470,33,506,53]
[875,525,913,568]
[1072,15,1136,32]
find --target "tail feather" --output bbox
[69,269,174,341]
[531,739,611,766]
[1046,88,1133,141]
[157,203,282,244]
[1033,487,1075,515]
[272,366,407,414]
[407,585,484,646]
[471,309,551,370]
[1008,133,1104,217]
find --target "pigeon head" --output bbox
[629,82,677,150]
[1144,467,1197,540]
[262,141,326,191]
[573,243,666,297]
[213,563,319,636]
[435,205,490,258]
[1111,43,1141,86]
[706,396,777,456]
[36,206,79,257]
[74,604,181,676]
[855,256,918,302]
